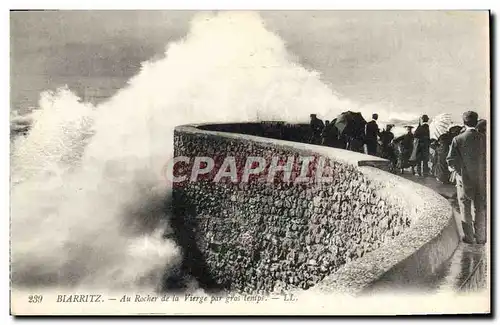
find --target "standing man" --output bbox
[321,120,331,146]
[321,120,340,147]
[414,114,431,176]
[309,114,325,145]
[447,111,487,244]
[379,124,396,171]
[365,113,380,156]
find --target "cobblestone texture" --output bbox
[172,129,412,294]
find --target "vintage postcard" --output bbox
[9,10,490,316]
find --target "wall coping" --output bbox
[317,166,456,294]
[174,123,458,294]
[176,123,388,168]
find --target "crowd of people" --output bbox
[309,112,487,177]
[309,112,432,175]
[309,110,488,245]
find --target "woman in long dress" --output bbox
[393,126,415,174]
[434,126,463,184]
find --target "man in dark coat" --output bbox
[413,114,431,176]
[321,120,330,146]
[433,132,454,184]
[309,114,325,145]
[447,111,487,244]
[379,124,396,171]
[365,113,380,156]
[321,120,340,147]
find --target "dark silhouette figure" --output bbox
[393,126,415,174]
[379,124,396,171]
[330,118,344,148]
[447,111,487,245]
[347,136,364,153]
[413,114,431,176]
[365,113,380,156]
[333,111,366,152]
[321,120,340,147]
[309,114,325,145]
[321,120,330,146]
[433,132,454,184]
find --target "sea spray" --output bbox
[11,11,419,291]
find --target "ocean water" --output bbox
[9,11,486,291]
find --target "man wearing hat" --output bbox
[365,113,380,156]
[379,124,396,171]
[413,114,431,177]
[309,113,325,145]
[447,111,487,244]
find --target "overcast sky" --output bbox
[11,10,489,120]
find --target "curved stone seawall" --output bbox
[172,123,458,295]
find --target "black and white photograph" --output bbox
[9,9,490,315]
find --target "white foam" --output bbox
[11,11,421,290]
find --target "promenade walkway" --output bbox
[398,172,488,293]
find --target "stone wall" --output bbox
[172,125,414,294]
[316,166,458,294]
